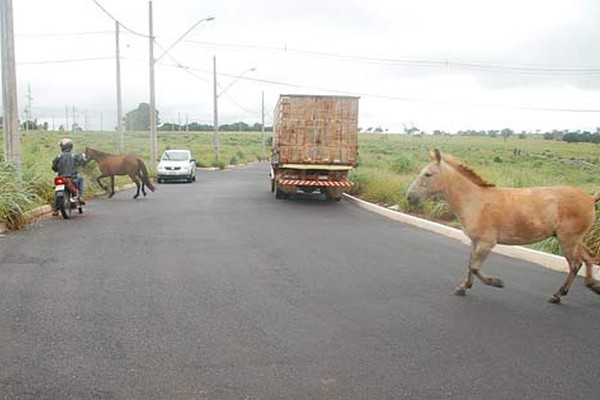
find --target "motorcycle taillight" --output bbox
[54,177,66,185]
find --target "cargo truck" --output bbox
[270,94,359,201]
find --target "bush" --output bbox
[0,162,41,230]
[390,155,413,174]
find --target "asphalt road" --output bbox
[1,163,600,399]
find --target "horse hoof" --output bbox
[454,287,467,296]
[490,278,504,288]
[585,281,600,295]
[548,296,561,304]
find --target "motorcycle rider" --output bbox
[51,138,87,215]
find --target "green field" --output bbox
[0,130,268,229]
[3,131,600,258]
[349,134,600,256]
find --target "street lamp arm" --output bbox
[155,16,215,62]
[217,67,256,98]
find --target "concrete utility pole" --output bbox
[24,84,33,131]
[213,60,256,163]
[1,0,21,176]
[115,21,124,152]
[213,55,219,162]
[148,1,158,165]
[261,91,265,162]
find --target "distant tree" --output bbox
[501,128,514,141]
[21,119,38,130]
[125,103,159,131]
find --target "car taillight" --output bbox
[54,177,66,185]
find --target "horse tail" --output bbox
[593,192,600,203]
[138,159,156,192]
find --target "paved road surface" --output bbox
[1,163,600,399]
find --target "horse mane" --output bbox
[87,147,112,158]
[442,154,495,188]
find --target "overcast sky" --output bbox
[8,0,600,132]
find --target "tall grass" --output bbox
[0,130,270,230]
[0,162,41,230]
[351,134,600,258]
[4,130,600,260]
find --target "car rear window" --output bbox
[162,151,190,161]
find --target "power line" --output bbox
[18,56,114,65]
[181,39,600,75]
[16,31,113,38]
[151,61,600,114]
[90,0,148,38]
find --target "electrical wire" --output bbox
[181,39,600,75]
[90,0,148,38]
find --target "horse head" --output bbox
[406,149,444,205]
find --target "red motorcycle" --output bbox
[54,176,83,219]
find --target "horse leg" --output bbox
[138,172,147,197]
[581,245,600,295]
[109,176,115,198]
[550,242,582,304]
[130,174,141,199]
[96,174,109,193]
[455,240,503,296]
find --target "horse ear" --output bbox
[434,149,442,164]
[429,149,442,164]
[428,149,436,161]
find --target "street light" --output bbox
[148,1,214,165]
[213,60,256,163]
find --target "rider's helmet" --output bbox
[59,137,73,152]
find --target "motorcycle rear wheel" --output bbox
[59,191,72,219]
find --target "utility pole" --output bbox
[213,55,219,162]
[149,0,158,165]
[65,107,69,133]
[1,0,21,176]
[115,21,124,152]
[261,91,265,162]
[24,84,33,131]
[72,106,76,131]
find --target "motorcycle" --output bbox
[54,176,83,219]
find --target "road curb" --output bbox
[343,193,600,277]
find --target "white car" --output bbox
[156,149,197,183]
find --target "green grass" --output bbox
[4,130,600,260]
[1,130,270,229]
[351,133,600,256]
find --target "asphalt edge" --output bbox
[342,193,600,278]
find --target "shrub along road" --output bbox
[1,163,599,399]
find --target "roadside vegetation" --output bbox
[0,130,268,229]
[348,134,600,256]
[3,130,600,260]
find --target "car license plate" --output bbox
[55,184,65,191]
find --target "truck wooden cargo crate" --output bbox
[270,95,359,201]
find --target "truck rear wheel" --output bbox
[325,187,343,202]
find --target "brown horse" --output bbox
[406,149,600,303]
[84,147,156,199]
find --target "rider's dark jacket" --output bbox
[52,151,85,177]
